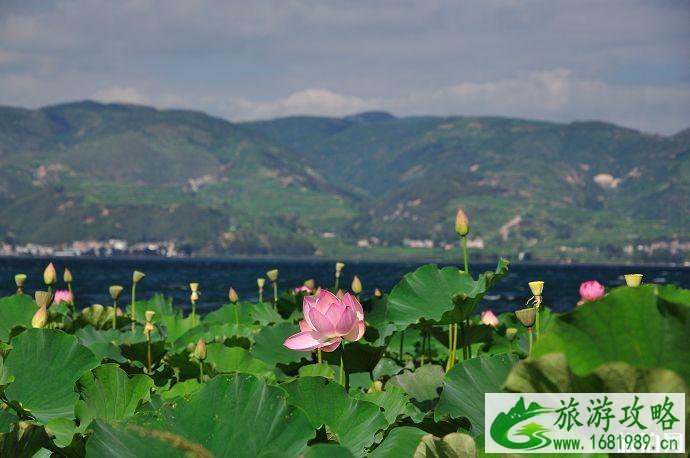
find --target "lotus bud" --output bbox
[266,269,279,282]
[351,276,362,294]
[228,287,239,303]
[367,380,383,393]
[257,278,265,288]
[480,310,499,328]
[34,291,52,309]
[528,281,544,296]
[515,307,537,328]
[455,208,470,236]
[303,279,315,290]
[109,285,123,300]
[505,327,518,342]
[116,307,124,317]
[32,306,48,328]
[374,288,382,298]
[43,262,57,286]
[145,310,155,322]
[15,273,27,292]
[191,291,199,303]
[194,338,207,361]
[624,274,643,287]
[91,303,104,314]
[189,282,199,292]
[132,270,145,283]
[63,268,73,283]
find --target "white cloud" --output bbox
[92,85,149,105]
[228,89,370,119]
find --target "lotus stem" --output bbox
[191,302,196,326]
[334,276,339,291]
[234,303,239,326]
[146,333,152,374]
[317,348,322,364]
[461,235,469,274]
[508,340,512,354]
[131,283,137,333]
[199,360,204,383]
[112,300,117,329]
[338,344,349,391]
[535,306,540,341]
[259,288,263,303]
[446,324,455,371]
[272,281,278,310]
[527,327,533,356]
[399,330,405,363]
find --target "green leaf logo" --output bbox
[489,397,553,450]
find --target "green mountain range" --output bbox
[1,101,688,262]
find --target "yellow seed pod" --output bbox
[189,282,199,292]
[624,274,643,287]
[132,270,145,283]
[34,291,52,309]
[257,278,266,288]
[109,285,124,300]
[145,310,155,322]
[266,269,279,282]
[528,281,544,296]
[515,307,537,328]
[15,273,27,287]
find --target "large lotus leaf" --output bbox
[88,374,313,458]
[251,322,311,366]
[0,356,13,385]
[299,363,337,379]
[203,302,253,325]
[0,410,17,433]
[387,365,445,404]
[76,363,153,425]
[434,354,518,436]
[387,259,509,326]
[158,379,201,401]
[304,443,356,458]
[319,340,386,374]
[282,376,388,455]
[171,322,256,353]
[369,427,428,458]
[532,285,690,383]
[415,433,476,458]
[656,284,690,306]
[250,301,285,325]
[127,294,175,322]
[160,314,195,342]
[86,420,193,457]
[504,352,690,395]
[4,329,99,423]
[74,326,126,363]
[0,294,37,342]
[205,343,274,379]
[44,416,78,448]
[354,385,425,425]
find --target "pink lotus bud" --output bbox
[480,310,499,328]
[283,289,366,353]
[52,289,73,305]
[455,208,470,236]
[579,280,605,303]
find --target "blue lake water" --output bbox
[1,257,687,314]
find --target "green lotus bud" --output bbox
[228,287,239,304]
[257,278,265,288]
[145,310,155,322]
[303,279,315,290]
[63,268,73,283]
[455,208,470,236]
[505,327,518,342]
[109,285,123,300]
[194,338,207,361]
[515,307,537,328]
[624,274,643,287]
[266,269,279,282]
[32,306,48,328]
[189,282,199,292]
[528,281,544,296]
[15,273,27,288]
[43,262,57,286]
[351,276,362,294]
[34,291,52,309]
[132,270,145,284]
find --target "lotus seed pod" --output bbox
[32,306,48,328]
[374,288,382,298]
[194,338,207,361]
[109,285,124,300]
[528,281,544,296]
[335,262,345,275]
[91,303,104,314]
[63,268,73,283]
[186,342,195,353]
[257,278,266,288]
[266,269,279,282]
[34,291,52,309]
[624,274,643,287]
[145,310,155,322]
[190,291,199,302]
[189,282,199,292]
[351,276,362,294]
[14,273,27,287]
[454,208,470,236]
[43,262,57,286]
[303,279,315,290]
[505,327,518,342]
[515,307,537,328]
[132,270,145,283]
[228,287,239,303]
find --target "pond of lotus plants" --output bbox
[0,214,689,457]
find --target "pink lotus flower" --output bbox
[53,289,73,305]
[579,280,605,304]
[283,290,365,352]
[480,310,499,327]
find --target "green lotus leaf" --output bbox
[354,385,425,425]
[45,417,77,448]
[203,302,253,325]
[282,376,388,454]
[171,322,256,353]
[158,379,201,401]
[299,363,336,379]
[74,326,126,363]
[127,294,175,322]
[386,259,509,326]
[251,322,311,367]
[0,294,37,342]
[160,314,195,342]
[87,374,314,458]
[532,285,690,383]
[304,443,356,458]
[415,432,476,458]
[369,426,428,457]
[0,409,17,434]
[434,354,518,436]
[0,356,14,385]
[76,363,153,425]
[372,357,404,380]
[4,329,99,423]
[387,365,445,404]
[205,343,274,379]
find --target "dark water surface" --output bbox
[1,257,688,314]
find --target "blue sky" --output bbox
[1,0,689,133]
